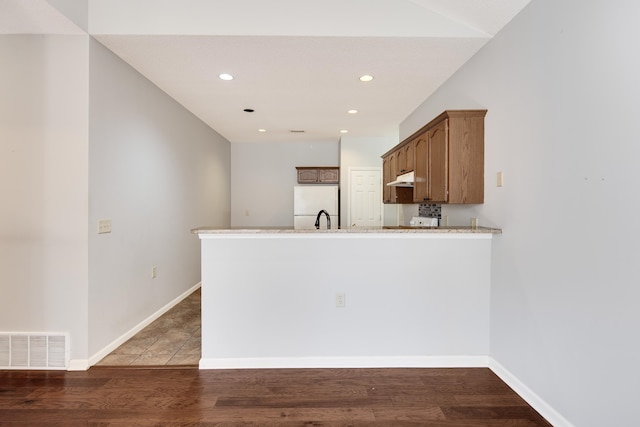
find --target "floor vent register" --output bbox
[0,333,68,369]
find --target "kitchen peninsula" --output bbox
[193,226,501,369]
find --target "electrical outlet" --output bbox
[98,219,111,234]
[151,266,157,279]
[336,292,345,308]
[497,171,504,187]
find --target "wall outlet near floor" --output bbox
[97,219,111,234]
[336,292,346,308]
[151,266,157,279]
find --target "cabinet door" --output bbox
[388,152,397,202]
[396,147,406,174]
[404,143,414,173]
[428,120,448,203]
[395,144,413,175]
[413,133,429,202]
[318,168,339,183]
[446,114,484,203]
[381,152,399,203]
[297,168,318,183]
[382,156,391,203]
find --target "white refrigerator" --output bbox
[293,185,339,229]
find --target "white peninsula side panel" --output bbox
[198,233,493,369]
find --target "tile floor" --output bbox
[96,288,201,366]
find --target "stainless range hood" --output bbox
[386,171,414,187]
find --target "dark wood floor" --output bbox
[0,367,551,426]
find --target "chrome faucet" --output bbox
[315,210,331,229]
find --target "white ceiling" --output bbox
[0,0,532,144]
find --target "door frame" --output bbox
[346,166,383,228]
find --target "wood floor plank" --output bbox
[372,406,447,421]
[442,404,549,421]
[0,367,552,426]
[215,395,393,409]
[454,394,528,406]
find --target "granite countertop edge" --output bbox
[192,226,502,235]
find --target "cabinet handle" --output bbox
[423,197,430,201]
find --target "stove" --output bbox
[409,216,439,227]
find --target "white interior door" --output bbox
[349,168,382,227]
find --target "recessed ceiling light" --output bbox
[348,109,358,114]
[258,129,266,133]
[219,73,234,81]
[340,130,349,134]
[359,75,374,82]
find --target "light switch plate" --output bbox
[98,219,111,234]
[497,171,504,187]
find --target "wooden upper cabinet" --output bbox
[427,120,449,203]
[448,112,485,203]
[382,155,391,203]
[398,142,414,174]
[404,143,414,173]
[412,132,429,203]
[396,148,405,175]
[384,109,486,205]
[317,168,339,183]
[297,168,319,183]
[382,149,413,204]
[383,140,414,201]
[382,152,397,203]
[296,167,339,184]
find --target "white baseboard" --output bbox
[79,282,201,370]
[489,357,573,427]
[199,355,489,370]
[68,359,89,371]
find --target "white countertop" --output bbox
[192,226,502,235]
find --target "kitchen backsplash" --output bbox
[419,204,441,219]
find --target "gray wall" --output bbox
[401,0,640,425]
[0,33,231,366]
[230,137,398,228]
[0,34,90,361]
[231,141,338,227]
[88,39,230,358]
